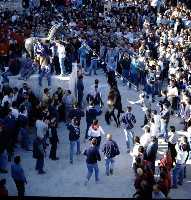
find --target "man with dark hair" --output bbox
[145,136,158,173]
[77,74,84,108]
[160,103,170,142]
[11,156,27,197]
[84,138,101,185]
[67,117,81,164]
[33,137,46,174]
[172,144,189,188]
[102,134,120,176]
[85,101,99,139]
[122,106,136,153]
[168,126,178,164]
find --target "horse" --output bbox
[24,22,65,58]
[106,84,124,127]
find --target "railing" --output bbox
[0,0,23,11]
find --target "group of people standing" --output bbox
[0,0,191,198]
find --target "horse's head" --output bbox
[47,22,67,41]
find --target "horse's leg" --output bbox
[111,109,119,127]
[115,108,121,126]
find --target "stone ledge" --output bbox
[8,63,77,98]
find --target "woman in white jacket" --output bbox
[88,119,105,148]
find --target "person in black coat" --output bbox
[49,117,59,160]
[11,156,27,197]
[102,134,120,176]
[84,138,101,185]
[85,102,99,139]
[33,137,46,174]
[67,117,81,164]
[145,136,158,174]
[77,75,84,108]
[68,103,85,126]
[3,108,17,161]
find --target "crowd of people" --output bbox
[0,0,191,198]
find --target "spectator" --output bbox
[102,133,120,176]
[83,138,101,185]
[49,117,59,161]
[67,117,81,164]
[121,106,136,153]
[11,156,27,197]
[172,144,189,188]
[168,126,178,164]
[33,136,46,174]
[88,119,105,149]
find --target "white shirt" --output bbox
[150,122,160,137]
[132,143,141,164]
[11,108,19,119]
[1,95,13,106]
[167,86,178,97]
[168,132,178,145]
[36,120,48,139]
[57,44,66,58]
[88,126,105,138]
[140,132,151,147]
[176,150,188,164]
[151,0,158,7]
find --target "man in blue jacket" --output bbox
[11,156,27,197]
[84,138,101,185]
[67,117,81,164]
[102,134,120,176]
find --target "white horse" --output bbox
[24,22,63,58]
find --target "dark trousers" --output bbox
[49,143,57,159]
[53,56,60,75]
[77,92,83,108]
[105,109,118,127]
[14,180,25,197]
[36,158,44,173]
[168,143,177,164]
[85,122,91,139]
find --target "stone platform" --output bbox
[8,63,78,98]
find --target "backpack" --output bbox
[113,142,120,156]
[110,141,120,157]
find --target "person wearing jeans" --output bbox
[172,144,188,188]
[88,51,98,76]
[67,117,81,164]
[122,106,136,153]
[39,63,51,87]
[11,156,27,197]
[124,130,134,151]
[36,158,44,173]
[57,42,66,76]
[79,43,89,72]
[33,137,46,174]
[70,139,80,163]
[86,163,99,182]
[84,138,101,185]
[102,134,120,176]
[160,103,170,141]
